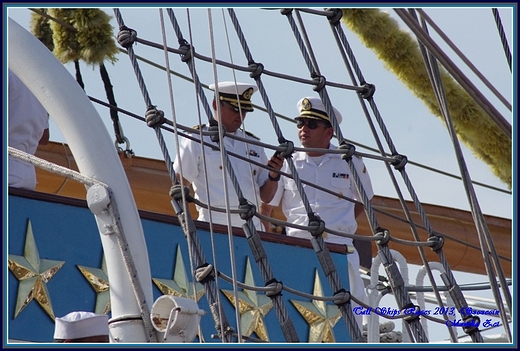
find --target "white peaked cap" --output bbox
[209,81,258,112]
[54,311,109,339]
[295,96,343,125]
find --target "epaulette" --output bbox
[244,130,260,140]
[192,124,206,130]
[355,154,362,159]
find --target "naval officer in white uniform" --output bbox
[266,96,374,328]
[174,81,282,231]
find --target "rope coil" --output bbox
[145,106,165,128]
[178,40,194,62]
[248,61,264,78]
[427,235,445,251]
[117,25,137,48]
[238,200,256,221]
[338,141,356,161]
[307,213,326,237]
[360,83,376,99]
[375,227,391,246]
[312,74,327,91]
[462,315,480,334]
[195,263,215,284]
[278,140,295,158]
[391,154,408,170]
[333,288,351,306]
[265,278,283,297]
[325,8,343,25]
[169,183,192,202]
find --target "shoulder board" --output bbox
[355,154,361,159]
[244,130,260,140]
[192,124,206,129]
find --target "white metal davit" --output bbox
[7,18,203,343]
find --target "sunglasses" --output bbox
[296,119,330,130]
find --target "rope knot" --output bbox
[178,39,194,62]
[391,154,408,170]
[117,25,137,48]
[325,8,343,25]
[375,227,390,246]
[402,303,421,322]
[462,315,480,334]
[265,278,283,297]
[278,140,294,158]
[169,183,192,202]
[145,106,165,128]
[195,263,215,284]
[208,123,224,143]
[427,235,445,252]
[308,213,325,237]
[360,83,376,99]
[238,199,256,221]
[338,141,356,161]
[333,288,351,306]
[248,62,264,79]
[312,74,327,92]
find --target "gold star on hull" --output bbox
[221,258,273,341]
[77,256,111,315]
[8,219,64,320]
[290,269,341,342]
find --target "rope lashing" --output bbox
[360,83,376,99]
[265,278,283,298]
[338,141,356,161]
[462,315,481,334]
[278,140,295,158]
[427,235,445,252]
[116,25,137,48]
[178,39,193,63]
[312,73,326,91]
[402,303,421,322]
[333,288,351,306]
[145,106,165,128]
[238,199,256,221]
[325,8,343,25]
[307,212,326,237]
[391,154,408,170]
[195,263,215,284]
[380,253,405,291]
[248,61,264,79]
[169,183,193,202]
[374,227,391,246]
[242,223,268,262]
[208,123,224,143]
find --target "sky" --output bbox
[5,4,514,343]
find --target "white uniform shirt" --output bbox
[270,143,374,245]
[174,126,269,230]
[8,70,49,190]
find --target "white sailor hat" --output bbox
[209,81,258,112]
[295,97,342,125]
[53,311,109,340]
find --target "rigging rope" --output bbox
[28,7,511,344]
[492,8,512,71]
[409,8,511,342]
[166,8,301,343]
[113,8,236,343]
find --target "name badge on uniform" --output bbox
[249,150,260,157]
[333,173,349,179]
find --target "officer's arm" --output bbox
[260,154,283,203]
